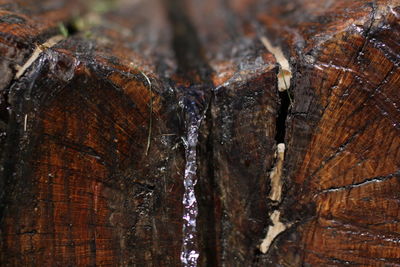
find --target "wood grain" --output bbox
[1,0,399,266]
[254,1,400,266]
[1,0,184,265]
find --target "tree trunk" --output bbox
[1,0,399,266]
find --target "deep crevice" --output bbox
[275,90,291,144]
[0,92,10,125]
[64,20,81,36]
[164,1,215,266]
[197,97,218,267]
[165,0,213,84]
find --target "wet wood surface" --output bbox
[1,0,184,265]
[0,0,399,266]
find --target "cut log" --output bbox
[0,0,87,163]
[0,0,399,266]
[253,0,400,266]
[1,0,185,265]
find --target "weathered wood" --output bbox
[184,0,278,265]
[0,0,185,265]
[1,0,399,266]
[252,0,400,266]
[0,0,86,92]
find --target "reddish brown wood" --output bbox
[1,0,399,266]
[0,0,185,265]
[253,0,400,266]
[0,0,87,91]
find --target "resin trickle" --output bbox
[179,88,207,267]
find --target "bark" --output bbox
[1,0,399,266]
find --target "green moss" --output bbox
[92,0,117,13]
[58,22,69,37]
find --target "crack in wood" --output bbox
[314,171,400,196]
[260,36,292,92]
[260,143,292,254]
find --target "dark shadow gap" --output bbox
[275,90,291,144]
[164,0,213,84]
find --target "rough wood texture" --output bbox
[185,0,278,265]
[1,0,185,265]
[254,0,400,266]
[0,0,86,91]
[1,0,399,266]
[0,0,87,159]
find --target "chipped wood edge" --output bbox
[260,143,290,254]
[269,143,285,202]
[15,35,65,79]
[259,210,287,254]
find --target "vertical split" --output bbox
[260,35,293,254]
[164,0,213,265]
[180,89,208,266]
